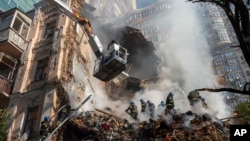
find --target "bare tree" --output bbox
[187,0,250,67]
[194,82,250,95]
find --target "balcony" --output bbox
[0,52,17,80]
[0,75,11,94]
[0,52,16,107]
[0,75,11,107]
[0,28,28,58]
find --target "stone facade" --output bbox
[7,0,97,140]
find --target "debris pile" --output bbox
[48,91,231,141]
[60,109,229,141]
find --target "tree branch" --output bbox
[194,87,250,95]
[194,82,250,95]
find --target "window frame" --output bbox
[34,58,49,81]
[23,106,39,139]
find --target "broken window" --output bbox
[23,107,39,139]
[35,58,49,81]
[43,21,56,38]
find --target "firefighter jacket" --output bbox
[149,103,155,110]
[61,107,68,114]
[166,95,174,107]
[141,101,147,112]
[202,101,208,109]
[126,104,138,114]
[41,121,49,130]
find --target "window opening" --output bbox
[35,58,49,81]
[23,107,39,139]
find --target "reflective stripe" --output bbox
[192,98,198,101]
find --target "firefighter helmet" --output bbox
[44,116,49,122]
[169,92,174,96]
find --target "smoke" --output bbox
[79,0,230,121]
[131,0,229,119]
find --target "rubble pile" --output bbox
[60,109,229,141]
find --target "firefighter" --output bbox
[122,118,132,131]
[140,99,147,113]
[157,101,166,115]
[40,116,50,140]
[187,91,201,106]
[147,100,155,118]
[201,97,208,109]
[165,92,175,115]
[56,106,70,126]
[125,101,138,120]
[158,101,166,107]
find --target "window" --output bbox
[227,57,238,64]
[236,80,247,88]
[12,17,22,33]
[21,24,29,38]
[220,36,230,42]
[11,15,30,39]
[218,29,228,35]
[23,107,39,139]
[225,51,235,57]
[43,21,56,38]
[247,71,250,76]
[214,18,223,23]
[226,67,231,72]
[35,58,49,81]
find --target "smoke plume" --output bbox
[131,0,229,119]
[81,0,230,120]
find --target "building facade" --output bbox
[86,0,134,19]
[136,0,157,9]
[0,0,41,12]
[0,8,32,108]
[110,0,172,46]
[7,0,97,140]
[202,4,250,107]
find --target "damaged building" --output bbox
[6,0,98,140]
[0,0,240,141]
[3,0,156,140]
[0,8,31,108]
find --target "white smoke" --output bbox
[79,0,230,121]
[131,0,229,119]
